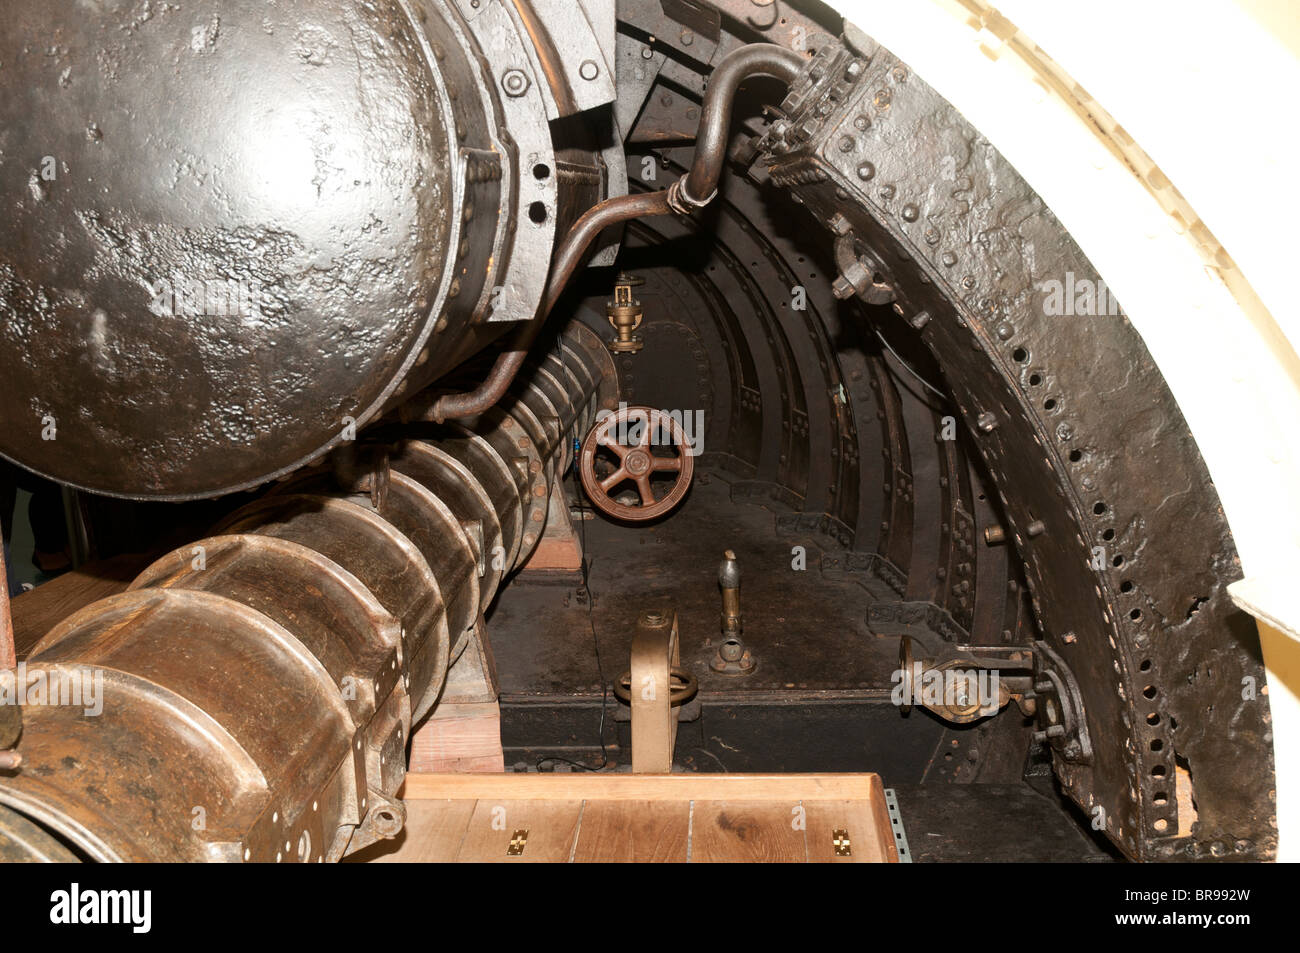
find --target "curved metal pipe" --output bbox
[430,43,807,422]
[681,44,805,206]
[430,191,672,421]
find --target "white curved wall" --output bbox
[831,0,1300,858]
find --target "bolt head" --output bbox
[502,69,529,97]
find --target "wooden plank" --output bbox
[802,799,887,863]
[456,799,584,863]
[347,799,475,863]
[865,774,900,862]
[373,774,898,863]
[402,771,881,802]
[570,799,688,862]
[407,702,504,774]
[690,800,808,863]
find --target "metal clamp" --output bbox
[667,175,718,214]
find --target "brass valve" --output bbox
[712,549,756,676]
[606,272,645,354]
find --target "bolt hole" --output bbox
[1153,792,1168,805]
[1102,528,1115,541]
[1012,347,1029,363]
[1151,739,1163,752]
[1130,608,1143,621]
[1120,580,1134,593]
[1028,372,1042,386]
[1068,448,1082,462]
[1139,658,1152,671]
[532,163,551,180]
[528,201,548,224]
[1143,685,1157,699]
[1152,764,1167,778]
[1147,713,1160,726]
[1093,501,1107,515]
[1154,818,1168,832]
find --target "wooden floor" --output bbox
[352,773,899,863]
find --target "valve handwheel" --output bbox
[578,405,695,521]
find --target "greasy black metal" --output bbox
[752,33,1274,860]
[0,0,588,501]
[596,2,1273,859]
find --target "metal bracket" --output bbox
[339,787,406,859]
[1028,640,1094,765]
[883,788,912,863]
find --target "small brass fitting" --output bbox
[606,272,645,354]
[712,549,756,676]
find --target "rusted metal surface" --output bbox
[0,321,610,861]
[0,803,75,862]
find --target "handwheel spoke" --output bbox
[652,454,682,472]
[635,475,656,506]
[598,433,630,458]
[635,415,654,447]
[600,468,628,492]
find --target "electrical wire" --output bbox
[873,326,950,404]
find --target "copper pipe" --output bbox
[430,43,807,422]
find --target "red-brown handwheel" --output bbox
[578,405,695,521]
